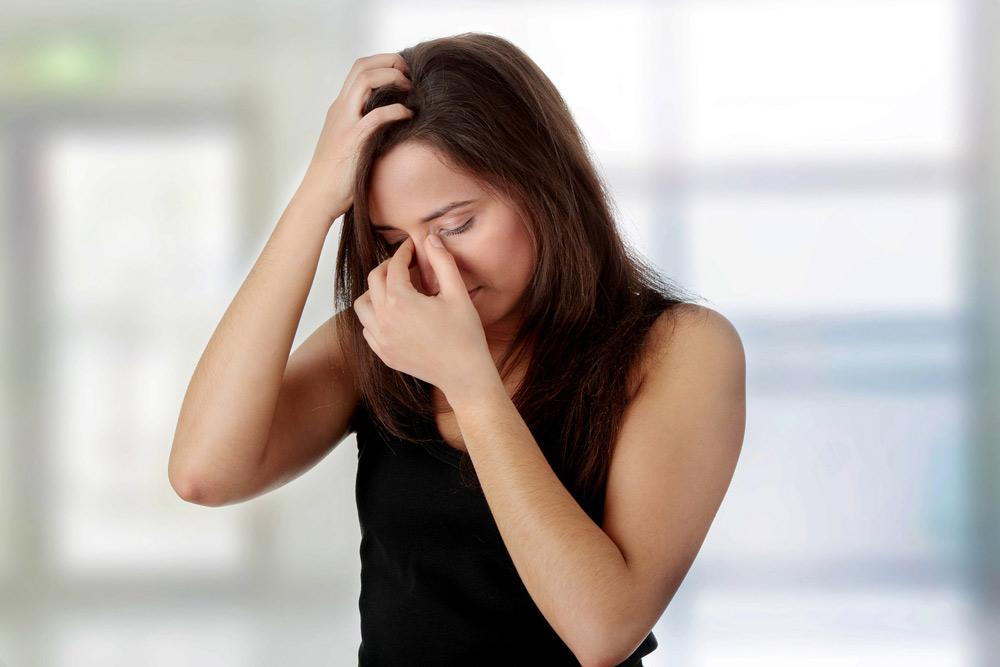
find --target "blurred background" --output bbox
[1,0,996,665]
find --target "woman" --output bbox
[169,33,746,667]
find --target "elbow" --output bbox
[580,647,634,667]
[578,647,625,667]
[578,654,619,667]
[571,626,627,667]
[169,471,207,505]
[576,615,649,667]
[584,624,656,667]
[168,462,224,507]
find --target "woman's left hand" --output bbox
[353,235,498,398]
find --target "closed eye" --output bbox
[384,217,476,249]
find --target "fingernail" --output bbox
[427,234,443,248]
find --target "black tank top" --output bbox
[351,400,658,666]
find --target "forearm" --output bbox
[169,196,338,502]
[446,374,632,666]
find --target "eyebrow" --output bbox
[371,199,477,231]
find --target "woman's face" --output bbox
[367,141,535,347]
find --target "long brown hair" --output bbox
[335,32,703,523]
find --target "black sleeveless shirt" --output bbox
[351,400,658,666]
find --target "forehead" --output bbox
[368,142,483,222]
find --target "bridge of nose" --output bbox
[411,248,438,295]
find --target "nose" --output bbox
[410,236,440,295]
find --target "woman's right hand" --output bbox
[293,52,414,222]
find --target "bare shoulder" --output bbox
[641,303,745,379]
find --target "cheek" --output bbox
[475,239,527,286]
[467,217,534,286]
[505,231,535,286]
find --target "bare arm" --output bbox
[167,197,341,505]
[219,306,362,507]
[167,51,413,506]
